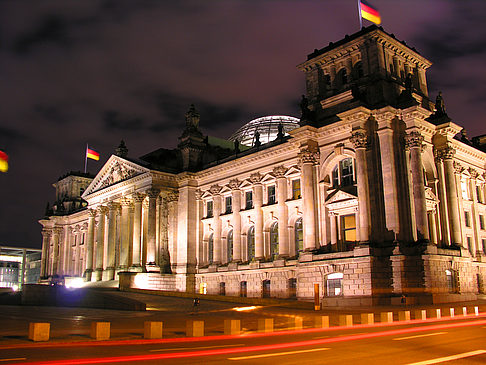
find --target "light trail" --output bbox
[227,347,330,360]
[393,332,447,341]
[406,349,486,365]
[11,319,486,365]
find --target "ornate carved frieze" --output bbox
[166,191,179,203]
[98,161,138,190]
[434,146,455,161]
[146,188,160,199]
[405,131,424,150]
[209,184,221,195]
[228,179,240,190]
[350,130,368,149]
[272,165,287,178]
[250,172,262,184]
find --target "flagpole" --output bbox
[358,0,363,29]
[84,143,88,174]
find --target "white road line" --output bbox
[0,359,26,362]
[150,343,245,352]
[228,347,330,360]
[393,332,447,341]
[406,350,486,365]
[312,335,330,339]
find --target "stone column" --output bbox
[119,198,131,270]
[377,119,400,239]
[159,196,170,273]
[469,169,480,256]
[85,208,97,281]
[299,147,319,251]
[211,185,222,265]
[428,211,438,245]
[274,166,289,257]
[350,129,370,243]
[167,192,179,271]
[251,173,264,259]
[104,202,118,280]
[146,188,160,271]
[51,227,61,276]
[94,206,107,281]
[435,156,450,245]
[330,213,338,249]
[195,190,204,266]
[439,147,462,245]
[406,131,429,241]
[230,179,242,262]
[40,229,52,279]
[131,193,145,270]
[62,227,72,275]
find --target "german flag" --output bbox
[360,0,381,25]
[86,147,100,161]
[0,150,8,172]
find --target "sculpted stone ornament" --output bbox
[99,161,137,189]
[469,168,479,179]
[350,130,368,149]
[88,208,97,218]
[209,184,221,195]
[298,147,320,165]
[229,179,240,190]
[405,131,425,150]
[453,162,464,175]
[273,165,287,178]
[166,191,179,203]
[250,172,262,184]
[146,188,160,199]
[132,192,146,202]
[435,146,455,161]
[195,189,203,200]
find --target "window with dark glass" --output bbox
[270,222,279,259]
[288,278,297,298]
[240,281,247,297]
[467,236,473,255]
[247,226,255,261]
[262,279,271,298]
[225,196,232,214]
[465,211,471,227]
[292,179,301,199]
[477,186,483,203]
[206,201,213,218]
[332,158,354,188]
[267,185,276,205]
[446,269,457,293]
[480,215,485,230]
[208,233,214,264]
[245,191,253,209]
[219,282,226,296]
[227,230,233,262]
[338,68,347,86]
[326,273,343,296]
[295,217,303,254]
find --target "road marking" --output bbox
[312,335,330,339]
[150,343,245,352]
[406,350,486,365]
[228,347,330,360]
[393,332,447,341]
[0,359,26,362]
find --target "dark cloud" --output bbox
[103,110,145,131]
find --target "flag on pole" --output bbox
[360,0,381,25]
[0,150,8,172]
[86,147,100,161]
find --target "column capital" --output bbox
[41,228,52,238]
[146,188,160,199]
[209,184,221,195]
[405,131,425,150]
[107,202,120,211]
[298,147,319,165]
[132,192,146,202]
[273,165,287,178]
[88,208,97,218]
[350,129,368,149]
[120,197,132,206]
[453,161,464,175]
[97,206,108,215]
[435,146,456,161]
[469,168,479,179]
[195,189,203,200]
[166,191,179,202]
[229,179,241,190]
[53,226,63,235]
[250,172,262,184]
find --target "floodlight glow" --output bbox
[65,277,84,289]
[12,284,19,291]
[233,306,259,312]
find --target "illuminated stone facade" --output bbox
[40,26,486,305]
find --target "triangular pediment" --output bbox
[325,189,357,203]
[82,155,149,197]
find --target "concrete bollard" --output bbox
[290,317,303,330]
[339,314,353,327]
[258,318,274,333]
[380,312,393,323]
[314,316,329,328]
[415,309,426,320]
[360,313,374,325]
[443,308,455,318]
[398,311,411,321]
[186,320,204,337]
[474,306,479,316]
[462,306,468,316]
[90,322,110,340]
[28,322,50,342]
[224,320,241,335]
[427,308,441,319]
[144,321,163,339]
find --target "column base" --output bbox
[94,268,103,281]
[129,265,145,273]
[145,263,160,273]
[84,269,93,282]
[103,267,115,281]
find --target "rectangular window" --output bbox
[219,282,226,296]
[326,273,343,296]
[480,215,485,230]
[206,201,213,218]
[292,179,301,200]
[288,278,297,299]
[225,196,232,214]
[245,191,253,210]
[465,211,471,227]
[342,214,357,243]
[467,236,473,255]
[477,186,483,203]
[267,185,276,205]
[240,281,247,297]
[461,180,469,200]
[81,233,85,245]
[483,239,486,254]
[446,270,457,293]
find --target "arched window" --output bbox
[227,230,233,263]
[270,222,279,259]
[208,233,214,264]
[247,226,255,261]
[295,218,303,254]
[332,158,354,188]
[326,272,343,296]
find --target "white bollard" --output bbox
[258,318,274,333]
[415,309,426,320]
[224,320,241,335]
[398,311,411,321]
[314,316,329,328]
[339,314,353,327]
[380,312,393,323]
[361,313,374,325]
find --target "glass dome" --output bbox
[229,115,300,147]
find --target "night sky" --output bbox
[1,0,485,248]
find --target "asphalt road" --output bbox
[1,316,485,364]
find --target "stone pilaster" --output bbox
[94,206,108,281]
[273,166,289,257]
[406,131,429,241]
[251,173,264,259]
[469,169,480,256]
[146,188,160,271]
[229,179,242,262]
[350,129,370,243]
[40,229,52,279]
[167,191,179,271]
[85,208,97,281]
[298,146,319,251]
[52,227,62,276]
[210,185,222,264]
[118,198,132,270]
[159,195,171,273]
[130,193,145,270]
[104,202,118,280]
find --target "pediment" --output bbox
[285,166,301,177]
[425,187,438,202]
[325,189,357,203]
[261,173,275,183]
[83,155,149,197]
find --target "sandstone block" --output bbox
[186,320,204,337]
[90,322,110,340]
[29,322,50,342]
[144,321,163,339]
